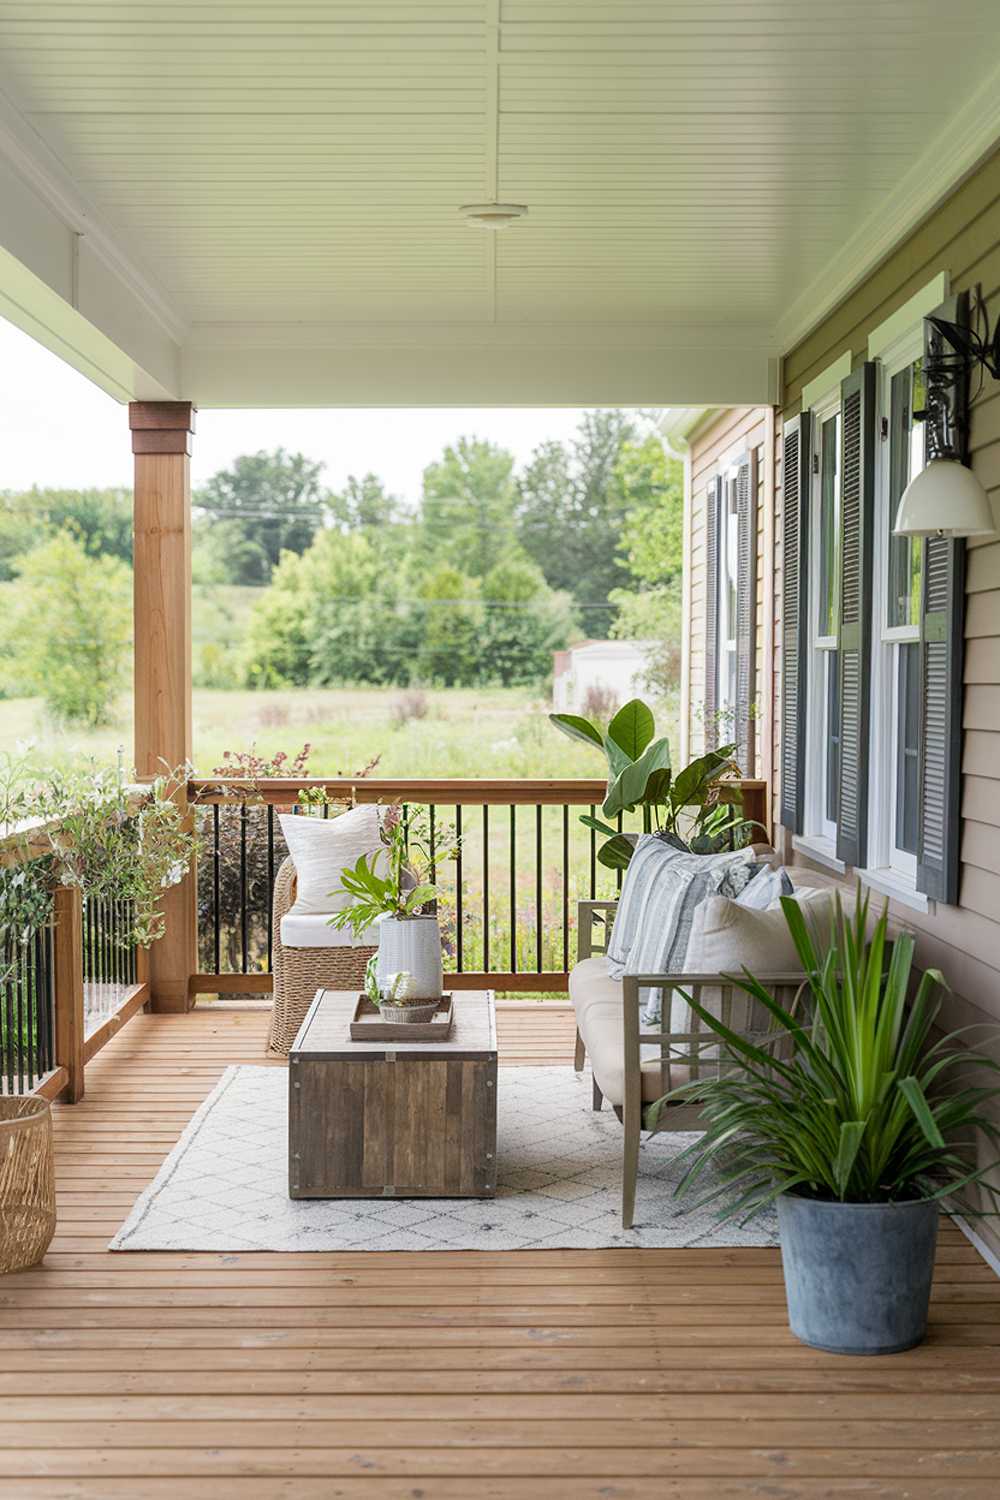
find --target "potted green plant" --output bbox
[654,887,1000,1355]
[328,806,459,1013]
[549,697,759,869]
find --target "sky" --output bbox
[0,317,589,506]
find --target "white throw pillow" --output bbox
[684,885,835,975]
[279,804,383,916]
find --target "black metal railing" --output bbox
[1,924,56,1094]
[190,779,631,990]
[189,777,769,994]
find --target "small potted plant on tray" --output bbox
[328,806,458,1020]
[653,887,1000,1355]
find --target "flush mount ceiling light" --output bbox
[459,202,528,229]
[894,289,996,538]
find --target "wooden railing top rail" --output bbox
[189,776,769,810]
[0,814,64,870]
[1,787,147,871]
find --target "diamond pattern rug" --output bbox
[110,1065,778,1252]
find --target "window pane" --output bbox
[825,650,840,826]
[818,414,839,638]
[887,360,924,629]
[895,642,920,855]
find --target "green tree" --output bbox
[515,410,639,635]
[195,449,329,585]
[614,434,684,595]
[480,555,577,686]
[1,487,133,578]
[243,529,414,688]
[609,434,685,697]
[330,473,401,534]
[419,438,517,578]
[8,530,131,725]
[413,564,483,686]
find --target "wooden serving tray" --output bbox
[349,994,454,1041]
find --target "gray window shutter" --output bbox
[836,363,877,869]
[735,454,756,774]
[779,414,811,831]
[703,475,722,751]
[917,295,967,904]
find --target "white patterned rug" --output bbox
[110,1065,778,1252]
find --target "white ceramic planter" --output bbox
[375,915,444,1000]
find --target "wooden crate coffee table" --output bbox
[288,989,497,1199]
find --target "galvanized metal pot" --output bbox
[375,915,444,1001]
[777,1194,939,1355]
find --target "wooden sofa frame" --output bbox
[574,899,806,1229]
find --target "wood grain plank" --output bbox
[4,1003,995,1498]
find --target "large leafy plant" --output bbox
[550,697,757,869]
[654,887,1000,1220]
[328,805,459,939]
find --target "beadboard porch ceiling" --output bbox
[1,1,1000,405]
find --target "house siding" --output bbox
[685,145,1000,1246]
[777,146,1000,1027]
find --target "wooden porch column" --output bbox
[130,401,197,1013]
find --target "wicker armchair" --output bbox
[265,856,377,1055]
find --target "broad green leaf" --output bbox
[596,834,635,871]
[579,814,620,839]
[603,735,634,780]
[602,737,671,818]
[606,699,655,761]
[644,767,672,805]
[548,713,604,751]
[671,746,736,808]
[404,883,438,913]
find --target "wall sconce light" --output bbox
[894,289,996,538]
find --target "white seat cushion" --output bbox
[279,804,383,916]
[570,957,690,1108]
[279,913,379,949]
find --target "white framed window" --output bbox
[803,400,841,851]
[714,468,740,725]
[865,327,927,901]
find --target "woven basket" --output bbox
[266,857,376,1055]
[380,1000,439,1025]
[1,1096,56,1275]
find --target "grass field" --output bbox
[3,683,676,992]
[2,684,678,781]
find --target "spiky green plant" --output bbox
[652,886,1000,1221]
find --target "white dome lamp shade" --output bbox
[894,458,995,539]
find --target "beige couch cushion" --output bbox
[683,885,836,974]
[570,957,689,1108]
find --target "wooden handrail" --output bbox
[189,776,769,820]
[1,787,147,870]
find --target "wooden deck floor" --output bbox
[1,1004,999,1499]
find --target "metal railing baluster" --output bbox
[213,804,222,975]
[266,804,275,972]
[239,803,249,975]
[562,804,570,972]
[535,804,543,973]
[455,805,463,972]
[509,804,517,973]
